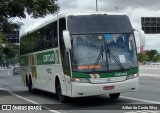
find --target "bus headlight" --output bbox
[72,78,90,83]
[126,73,139,80]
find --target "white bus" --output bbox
[20,12,145,102]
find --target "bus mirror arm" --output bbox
[63,30,72,51]
[133,28,145,47]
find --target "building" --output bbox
[4,30,20,43]
[0,30,19,43]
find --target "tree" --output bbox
[2,43,19,67]
[0,0,59,19]
[145,50,158,61]
[152,54,160,62]
[0,32,8,68]
[0,0,59,67]
[0,32,19,68]
[0,32,8,44]
[0,0,59,32]
[137,53,149,63]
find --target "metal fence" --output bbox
[139,65,160,78]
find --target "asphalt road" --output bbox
[0,69,160,113]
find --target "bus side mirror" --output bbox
[63,30,71,51]
[134,29,145,47]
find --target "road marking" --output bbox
[0,87,7,91]
[121,96,160,104]
[11,93,61,113]
[11,93,39,104]
[0,87,61,113]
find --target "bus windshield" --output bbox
[71,34,137,73]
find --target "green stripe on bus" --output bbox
[72,72,91,78]
[20,49,60,66]
[72,68,138,78]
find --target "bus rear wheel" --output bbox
[109,93,120,99]
[56,79,67,103]
[28,78,36,94]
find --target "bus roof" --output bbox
[21,12,126,37]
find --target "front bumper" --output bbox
[71,77,139,97]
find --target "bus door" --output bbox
[60,41,72,97]
[59,18,72,97]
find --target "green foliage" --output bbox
[137,53,149,62]
[3,44,15,58]
[0,32,8,67]
[145,50,158,61]
[0,0,59,33]
[138,49,160,62]
[152,54,160,62]
[0,0,59,66]
[2,21,23,33]
[0,32,8,44]
[0,0,59,19]
[0,33,19,67]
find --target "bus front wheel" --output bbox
[56,79,67,103]
[109,93,120,99]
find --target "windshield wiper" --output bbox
[92,44,104,73]
[106,48,126,71]
[92,38,126,73]
[103,38,126,71]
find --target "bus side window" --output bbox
[26,36,30,53]
[42,27,48,50]
[33,32,38,52]
[37,30,43,51]
[59,18,66,61]
[51,22,58,48]
[42,40,45,50]
[20,37,25,55]
[45,25,52,49]
[40,29,46,50]
[37,40,42,51]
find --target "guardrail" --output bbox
[0,69,13,76]
[139,65,160,78]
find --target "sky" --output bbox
[13,0,160,52]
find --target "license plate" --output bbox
[103,86,114,90]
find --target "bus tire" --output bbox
[28,77,36,94]
[55,79,67,103]
[26,75,28,87]
[109,93,120,99]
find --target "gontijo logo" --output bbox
[43,54,54,62]
[115,72,127,77]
